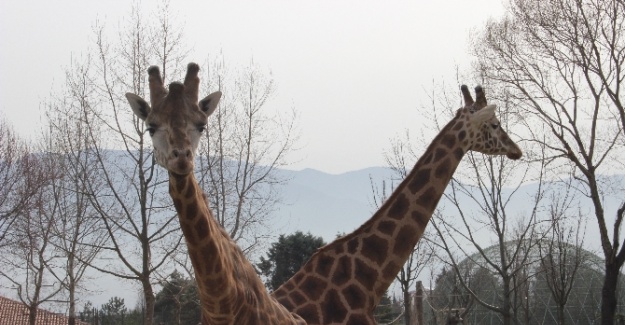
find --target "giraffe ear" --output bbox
[125,93,151,121]
[199,91,222,117]
[472,104,497,124]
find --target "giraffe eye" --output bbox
[197,125,207,133]
[491,123,500,130]
[146,124,157,136]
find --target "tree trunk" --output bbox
[601,263,619,325]
[414,282,423,325]
[175,297,181,325]
[502,275,512,325]
[68,277,76,325]
[557,306,565,325]
[403,286,412,325]
[28,305,37,325]
[142,280,155,325]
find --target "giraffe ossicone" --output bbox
[272,85,522,325]
[125,63,306,325]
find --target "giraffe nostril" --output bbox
[172,149,192,160]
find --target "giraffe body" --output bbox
[126,63,306,325]
[272,85,522,325]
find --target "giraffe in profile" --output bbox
[125,63,306,325]
[272,85,522,325]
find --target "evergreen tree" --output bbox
[100,296,128,325]
[257,231,325,290]
[154,271,201,325]
[374,291,399,324]
[79,301,97,323]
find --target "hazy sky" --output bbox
[0,0,505,174]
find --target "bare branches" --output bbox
[0,150,65,324]
[0,118,48,248]
[474,0,625,322]
[537,188,588,325]
[197,59,299,255]
[43,5,193,324]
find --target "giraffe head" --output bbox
[458,85,522,160]
[125,63,222,175]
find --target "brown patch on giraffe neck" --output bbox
[388,193,409,219]
[441,133,457,149]
[360,234,388,266]
[377,220,397,235]
[434,158,452,179]
[170,173,188,193]
[315,255,334,277]
[408,168,431,194]
[406,118,469,193]
[301,276,327,301]
[333,255,352,286]
[354,258,378,290]
[169,174,200,219]
[323,289,348,322]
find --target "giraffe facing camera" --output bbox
[125,63,306,325]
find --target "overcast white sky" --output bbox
[0,0,505,174]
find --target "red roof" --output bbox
[0,296,90,325]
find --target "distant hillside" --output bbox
[273,167,395,241]
[271,167,622,253]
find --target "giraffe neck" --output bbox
[169,173,240,320]
[272,116,469,324]
[169,173,305,324]
[360,117,467,294]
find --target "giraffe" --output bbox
[125,63,306,325]
[272,85,523,325]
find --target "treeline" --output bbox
[79,272,200,325]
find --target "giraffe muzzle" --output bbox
[506,149,522,160]
[172,148,192,159]
[168,148,194,175]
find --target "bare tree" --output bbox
[167,247,203,316]
[57,5,188,324]
[0,152,65,325]
[536,180,588,325]
[45,81,110,325]
[428,264,479,325]
[0,118,43,248]
[473,0,625,322]
[197,58,299,254]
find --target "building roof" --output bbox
[0,296,90,325]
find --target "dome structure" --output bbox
[420,240,625,325]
